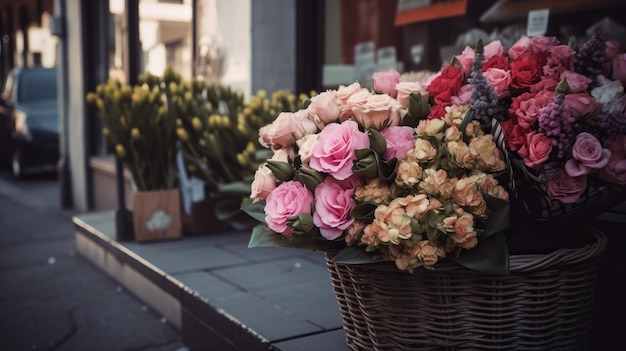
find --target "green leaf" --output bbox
[368,129,387,156]
[483,194,510,238]
[241,198,267,223]
[350,203,377,221]
[332,246,384,265]
[295,167,325,193]
[248,224,289,248]
[450,232,509,275]
[216,181,252,197]
[352,149,380,178]
[266,160,295,181]
[379,157,398,183]
[248,224,344,251]
[459,109,475,142]
[214,197,245,221]
[449,56,463,70]
[407,92,430,121]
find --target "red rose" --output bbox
[428,66,463,105]
[510,54,541,90]
[509,90,554,129]
[427,104,447,120]
[501,117,529,152]
[482,55,510,71]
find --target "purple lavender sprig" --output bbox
[574,26,607,88]
[469,39,504,130]
[591,110,626,137]
[537,79,576,180]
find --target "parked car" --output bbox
[0,66,59,178]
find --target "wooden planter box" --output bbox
[131,188,182,242]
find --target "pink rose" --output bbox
[450,85,472,106]
[381,126,415,161]
[250,165,277,203]
[313,176,357,240]
[351,93,403,130]
[605,40,623,60]
[336,82,363,104]
[484,68,512,98]
[264,181,314,238]
[337,83,366,121]
[309,120,370,180]
[518,132,551,169]
[546,171,587,204]
[599,152,626,185]
[565,132,611,177]
[307,90,341,126]
[612,53,626,87]
[559,71,591,93]
[530,78,559,93]
[529,36,560,54]
[258,110,317,149]
[396,81,426,109]
[484,40,505,60]
[547,45,575,71]
[508,35,531,60]
[373,70,401,98]
[455,46,475,74]
[564,93,601,120]
[271,148,296,163]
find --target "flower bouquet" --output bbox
[487,28,626,245]
[244,40,512,274]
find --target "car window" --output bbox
[17,69,58,103]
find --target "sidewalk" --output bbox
[73,210,350,351]
[0,174,186,351]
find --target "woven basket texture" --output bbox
[325,231,607,351]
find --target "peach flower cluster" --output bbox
[346,116,509,272]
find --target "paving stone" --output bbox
[212,257,331,292]
[254,279,344,329]
[210,292,323,342]
[173,271,243,300]
[272,329,352,351]
[137,245,249,274]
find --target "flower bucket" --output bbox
[181,196,222,236]
[325,229,606,351]
[131,188,182,242]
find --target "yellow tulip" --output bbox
[192,117,203,131]
[176,128,188,141]
[237,153,246,166]
[246,142,255,154]
[131,128,141,139]
[115,144,126,159]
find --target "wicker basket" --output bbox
[511,158,626,222]
[325,230,607,351]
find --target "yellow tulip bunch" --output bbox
[86,72,177,191]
